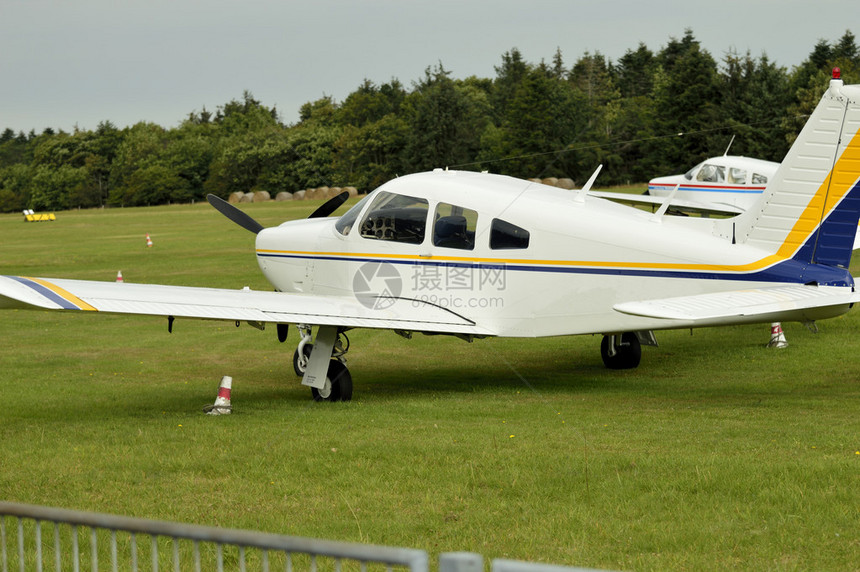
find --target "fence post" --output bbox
[440,552,483,572]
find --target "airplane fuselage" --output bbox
[255,170,855,339]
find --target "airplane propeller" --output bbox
[308,191,350,218]
[206,194,265,234]
[207,190,351,234]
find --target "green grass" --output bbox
[2,202,860,571]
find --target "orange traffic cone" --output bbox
[116,271,123,283]
[205,376,232,415]
[145,233,153,247]
[767,322,788,348]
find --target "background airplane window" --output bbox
[728,167,747,184]
[433,203,477,250]
[359,191,428,244]
[490,219,530,249]
[696,164,725,183]
[752,173,768,185]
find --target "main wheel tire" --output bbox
[600,333,642,370]
[311,359,353,402]
[292,343,313,376]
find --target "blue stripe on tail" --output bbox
[794,178,860,268]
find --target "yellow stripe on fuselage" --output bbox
[256,249,785,275]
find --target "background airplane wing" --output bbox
[613,284,860,327]
[590,190,745,217]
[0,275,494,336]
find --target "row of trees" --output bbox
[1,30,858,213]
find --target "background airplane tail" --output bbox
[739,72,860,269]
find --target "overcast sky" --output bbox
[0,0,854,134]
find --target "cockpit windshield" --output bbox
[684,162,705,180]
[334,193,373,236]
[358,191,429,244]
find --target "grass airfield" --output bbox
[1,197,859,571]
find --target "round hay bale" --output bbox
[275,191,294,201]
[316,186,330,198]
[253,190,271,202]
[528,178,542,184]
[345,186,359,197]
[228,192,244,204]
[542,177,559,187]
[329,187,342,198]
[556,178,575,190]
[240,192,254,203]
[293,190,307,200]
[304,188,318,200]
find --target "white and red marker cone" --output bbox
[767,322,788,349]
[145,233,153,247]
[206,376,233,415]
[116,271,123,283]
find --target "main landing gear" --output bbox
[599,331,655,370]
[290,324,353,402]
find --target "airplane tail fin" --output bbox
[738,71,860,269]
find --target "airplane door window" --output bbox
[752,172,768,184]
[433,203,477,250]
[696,164,725,183]
[358,191,429,244]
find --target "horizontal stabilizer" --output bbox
[0,276,494,336]
[614,284,860,327]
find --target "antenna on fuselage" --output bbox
[574,164,603,203]
[723,135,736,156]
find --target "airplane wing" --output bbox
[590,190,745,217]
[613,284,860,328]
[0,275,494,336]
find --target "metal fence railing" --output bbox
[0,501,428,572]
[1,502,616,572]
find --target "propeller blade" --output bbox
[206,194,265,235]
[308,191,350,219]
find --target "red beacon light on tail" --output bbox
[833,67,841,80]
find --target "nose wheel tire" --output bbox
[312,360,353,402]
[600,333,641,370]
[293,343,314,376]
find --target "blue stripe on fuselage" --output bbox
[256,252,854,288]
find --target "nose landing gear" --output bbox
[292,325,353,401]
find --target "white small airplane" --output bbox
[593,138,860,251]
[648,154,779,212]
[2,71,860,402]
[593,153,778,218]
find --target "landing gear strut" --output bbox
[600,332,641,370]
[293,325,352,402]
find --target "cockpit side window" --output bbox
[696,164,725,183]
[490,219,530,250]
[752,172,768,185]
[433,203,477,250]
[728,167,747,184]
[358,191,428,244]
